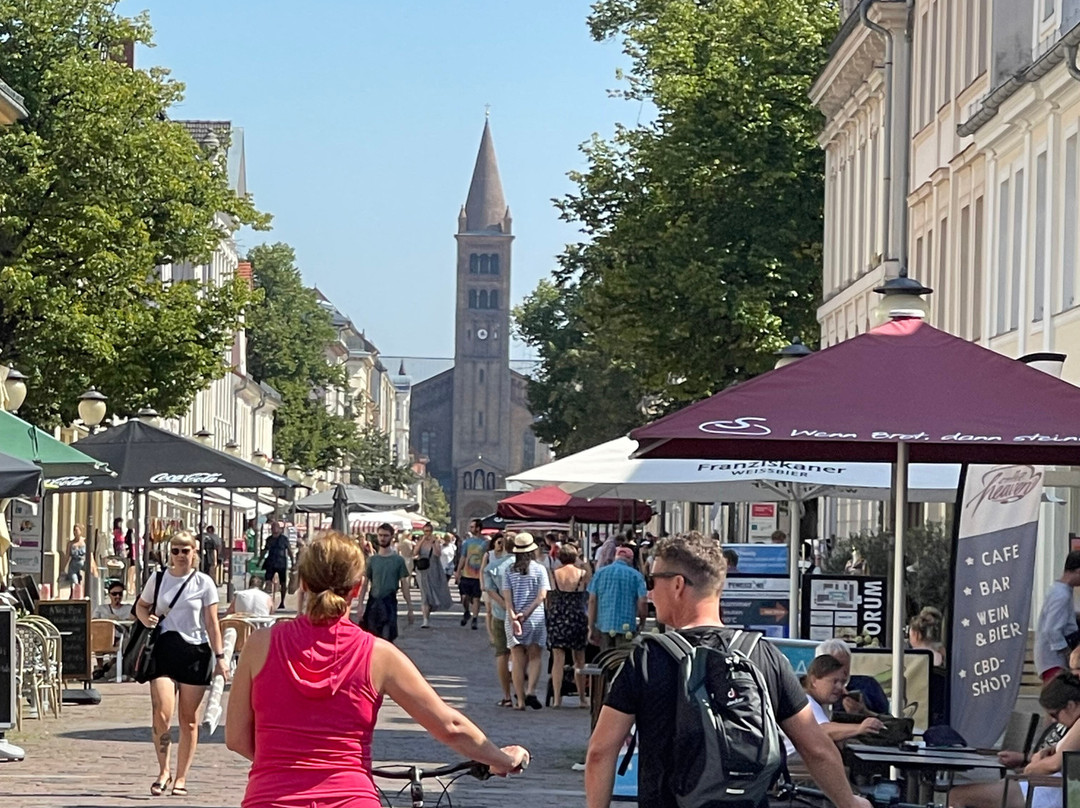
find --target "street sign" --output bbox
[800,574,888,647]
[722,574,791,637]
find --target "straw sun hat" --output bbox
[509,532,538,553]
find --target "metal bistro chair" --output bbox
[22,616,63,714]
[14,622,57,719]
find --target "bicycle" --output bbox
[371,760,493,808]
[775,780,937,808]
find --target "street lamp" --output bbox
[871,274,933,327]
[286,463,304,483]
[135,407,161,427]
[77,387,108,428]
[224,439,241,456]
[270,458,286,476]
[3,367,27,412]
[194,426,213,445]
[774,338,813,370]
[253,450,269,468]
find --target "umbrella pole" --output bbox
[227,491,235,602]
[789,497,800,638]
[890,441,909,719]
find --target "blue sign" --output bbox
[723,544,788,574]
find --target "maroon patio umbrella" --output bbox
[497,486,653,523]
[630,317,1080,714]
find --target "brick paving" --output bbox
[4,591,590,807]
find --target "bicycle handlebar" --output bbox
[371,761,492,781]
[777,782,935,808]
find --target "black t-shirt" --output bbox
[605,626,808,808]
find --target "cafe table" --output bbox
[845,743,1006,803]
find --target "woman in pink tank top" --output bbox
[227,531,529,808]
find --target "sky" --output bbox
[123,1,636,378]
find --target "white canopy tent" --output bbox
[508,437,962,635]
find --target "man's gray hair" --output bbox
[815,638,852,660]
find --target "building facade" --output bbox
[410,121,549,526]
[812,0,1080,612]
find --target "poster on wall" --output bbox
[799,574,888,647]
[9,498,43,575]
[722,574,791,638]
[747,503,778,542]
[723,544,788,575]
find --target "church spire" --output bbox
[463,118,508,233]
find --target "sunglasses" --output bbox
[170,547,193,555]
[109,591,123,597]
[646,571,695,591]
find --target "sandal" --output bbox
[150,777,171,796]
[171,784,188,796]
[497,698,514,707]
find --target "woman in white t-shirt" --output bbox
[135,530,229,797]
[783,654,884,761]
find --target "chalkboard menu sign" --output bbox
[0,606,13,729]
[36,599,91,681]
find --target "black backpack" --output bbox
[625,629,783,808]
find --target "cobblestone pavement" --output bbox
[4,591,590,807]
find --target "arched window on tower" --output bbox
[478,368,485,384]
[479,255,490,274]
[477,410,484,427]
[463,471,473,489]
[489,290,499,310]
[523,431,536,468]
[469,254,479,274]
[490,254,500,275]
[478,289,489,309]
[487,472,496,490]
[474,469,486,489]
[469,289,478,309]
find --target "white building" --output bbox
[812,0,1080,611]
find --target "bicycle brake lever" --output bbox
[470,762,492,781]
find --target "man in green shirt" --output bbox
[359,523,410,642]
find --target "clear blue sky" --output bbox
[124,1,634,375]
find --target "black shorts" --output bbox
[151,631,213,686]
[458,577,482,599]
[264,566,287,588]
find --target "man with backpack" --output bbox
[584,532,871,808]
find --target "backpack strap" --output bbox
[726,628,763,657]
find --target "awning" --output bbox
[496,486,652,523]
[0,410,113,486]
[0,451,41,499]
[294,484,417,513]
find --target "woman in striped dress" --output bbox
[502,533,549,711]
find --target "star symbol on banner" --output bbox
[959,669,967,679]
[966,557,975,566]
[961,618,971,627]
[963,587,973,596]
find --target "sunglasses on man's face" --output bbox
[171,547,192,556]
[645,571,695,591]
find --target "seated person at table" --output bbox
[817,637,890,715]
[784,655,884,760]
[93,582,133,621]
[949,673,1080,808]
[228,576,275,617]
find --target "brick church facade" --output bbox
[409,120,549,527]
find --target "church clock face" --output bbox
[476,328,489,340]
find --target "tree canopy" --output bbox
[0,0,268,424]
[517,0,838,449]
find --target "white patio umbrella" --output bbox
[508,436,961,635]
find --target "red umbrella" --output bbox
[631,317,1080,715]
[497,486,652,523]
[632,317,1080,465]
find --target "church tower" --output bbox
[451,118,514,523]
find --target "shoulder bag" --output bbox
[125,571,196,683]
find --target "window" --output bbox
[477,410,484,427]
[1064,135,1078,310]
[1034,152,1047,322]
[478,289,489,309]
[943,0,953,101]
[420,430,432,458]
[959,204,971,337]
[469,289,478,309]
[1044,0,1055,21]
[469,254,479,274]
[930,1,938,112]
[977,0,987,74]
[478,367,485,384]
[996,177,1011,335]
[523,431,535,468]
[487,472,496,490]
[489,290,499,310]
[490,254,500,274]
[463,471,473,489]
[1010,170,1024,330]
[973,196,984,340]
[473,469,485,489]
[938,218,948,328]
[479,254,490,274]
[965,0,977,85]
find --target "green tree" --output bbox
[543,0,836,418]
[349,426,414,491]
[245,243,359,470]
[513,279,645,453]
[0,1,269,424]
[421,476,450,528]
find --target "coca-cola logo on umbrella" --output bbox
[46,476,93,488]
[149,472,227,485]
[698,416,772,436]
[965,464,1042,514]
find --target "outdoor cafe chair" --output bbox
[218,616,256,659]
[21,616,63,714]
[14,622,57,720]
[90,619,123,680]
[999,773,1063,808]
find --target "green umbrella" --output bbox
[0,410,112,487]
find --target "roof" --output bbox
[0,76,26,121]
[463,119,508,233]
[177,120,247,195]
